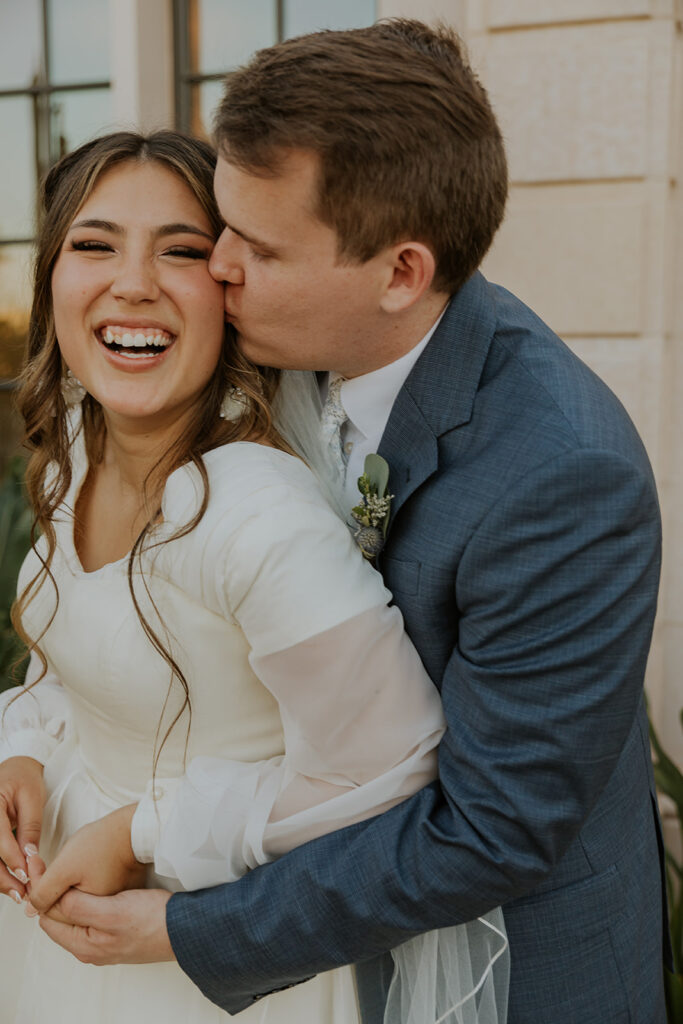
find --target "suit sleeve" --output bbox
[166,447,661,1014]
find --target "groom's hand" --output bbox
[0,756,45,903]
[37,888,175,965]
[27,804,146,915]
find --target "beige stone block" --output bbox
[481,183,658,336]
[487,0,670,29]
[109,0,174,130]
[563,335,664,469]
[377,0,465,25]
[477,21,674,182]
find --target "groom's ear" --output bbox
[378,241,437,314]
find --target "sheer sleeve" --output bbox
[0,651,70,764]
[132,605,444,889]
[131,466,445,890]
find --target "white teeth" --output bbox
[99,327,173,350]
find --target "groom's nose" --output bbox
[209,229,245,286]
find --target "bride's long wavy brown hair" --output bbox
[10,130,288,769]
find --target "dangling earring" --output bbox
[61,369,86,407]
[219,385,247,421]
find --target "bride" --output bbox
[0,131,507,1023]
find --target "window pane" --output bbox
[47,0,111,85]
[0,244,32,381]
[48,88,112,162]
[0,99,37,240]
[189,0,276,74]
[189,79,225,140]
[0,0,43,90]
[283,0,375,38]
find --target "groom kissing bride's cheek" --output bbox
[1,18,669,1024]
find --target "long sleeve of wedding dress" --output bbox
[131,604,444,888]
[0,652,69,764]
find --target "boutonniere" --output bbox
[351,454,393,560]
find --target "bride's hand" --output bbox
[26,804,146,916]
[0,756,46,904]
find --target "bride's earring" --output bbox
[219,386,247,421]
[61,369,86,407]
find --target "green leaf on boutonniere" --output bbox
[351,454,393,558]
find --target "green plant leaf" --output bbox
[362,454,390,498]
[665,968,683,1022]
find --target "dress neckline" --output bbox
[61,419,301,578]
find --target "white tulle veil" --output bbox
[272,370,510,1024]
[271,369,348,520]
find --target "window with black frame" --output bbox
[0,0,111,464]
[174,0,377,138]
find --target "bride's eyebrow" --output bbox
[69,219,214,242]
[70,218,122,233]
[155,223,215,242]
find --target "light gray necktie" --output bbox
[320,377,348,481]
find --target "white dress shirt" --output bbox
[323,312,445,509]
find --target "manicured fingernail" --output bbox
[24,844,39,858]
[9,889,23,905]
[8,868,29,885]
[25,903,39,918]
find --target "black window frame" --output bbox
[0,0,111,389]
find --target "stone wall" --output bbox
[468,1,683,770]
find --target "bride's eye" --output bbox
[70,240,113,253]
[163,246,210,260]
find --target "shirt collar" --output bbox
[331,311,446,441]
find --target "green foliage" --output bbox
[0,457,31,691]
[649,708,683,1021]
[352,454,392,537]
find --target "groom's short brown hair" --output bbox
[214,19,508,296]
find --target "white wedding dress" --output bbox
[0,427,452,1024]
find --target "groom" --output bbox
[32,19,668,1022]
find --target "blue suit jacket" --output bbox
[167,273,669,1022]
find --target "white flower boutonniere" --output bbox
[351,454,393,560]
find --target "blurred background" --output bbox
[0,0,681,839]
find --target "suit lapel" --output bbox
[378,271,497,523]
